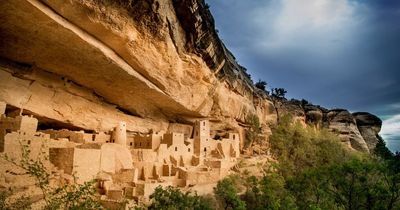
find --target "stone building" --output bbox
[0,101,240,203]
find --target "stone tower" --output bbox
[193,120,210,156]
[112,121,127,145]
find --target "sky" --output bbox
[206,0,400,152]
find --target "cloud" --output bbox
[381,114,400,152]
[381,114,400,138]
[207,0,400,144]
[250,0,362,55]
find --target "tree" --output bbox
[255,80,267,91]
[242,176,261,210]
[300,99,309,107]
[374,135,393,160]
[148,186,213,210]
[259,173,297,210]
[269,88,288,123]
[287,155,400,210]
[271,88,287,99]
[214,177,246,210]
[245,114,261,148]
[268,115,351,177]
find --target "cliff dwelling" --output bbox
[0,100,240,204]
[0,0,386,209]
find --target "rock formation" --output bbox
[353,112,382,151]
[0,0,274,141]
[0,0,384,206]
[274,99,382,153]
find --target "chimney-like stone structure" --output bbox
[112,122,127,145]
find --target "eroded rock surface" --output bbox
[326,109,370,152]
[0,0,274,138]
[353,112,382,151]
[0,0,382,154]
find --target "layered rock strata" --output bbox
[0,0,381,153]
[275,99,382,153]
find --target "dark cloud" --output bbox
[207,0,400,151]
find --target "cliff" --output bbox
[274,99,382,153]
[0,0,380,152]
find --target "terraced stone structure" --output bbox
[0,0,384,207]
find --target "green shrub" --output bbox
[264,115,400,210]
[147,186,213,210]
[214,176,246,210]
[1,142,102,210]
[269,115,352,177]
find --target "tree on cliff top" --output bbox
[255,80,267,91]
[269,87,287,123]
[271,88,287,99]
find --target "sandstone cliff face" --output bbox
[326,109,369,152]
[275,99,382,153]
[353,112,382,151]
[0,0,272,131]
[0,0,380,152]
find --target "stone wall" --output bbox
[50,148,75,174]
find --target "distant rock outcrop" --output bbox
[326,109,369,152]
[276,100,382,153]
[353,112,382,151]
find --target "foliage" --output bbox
[255,80,267,91]
[241,174,297,210]
[262,115,400,210]
[245,114,261,148]
[0,190,31,210]
[268,115,351,177]
[1,142,102,210]
[374,135,394,160]
[271,88,287,99]
[147,186,213,210]
[214,176,246,210]
[288,157,400,210]
[300,99,309,107]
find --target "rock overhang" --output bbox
[0,0,206,119]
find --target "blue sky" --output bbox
[206,0,400,151]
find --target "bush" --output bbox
[268,115,352,177]
[289,157,400,210]
[271,88,287,99]
[265,115,400,210]
[148,186,213,210]
[0,190,31,210]
[243,174,297,210]
[255,80,267,91]
[374,135,394,160]
[1,142,102,210]
[214,176,246,210]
